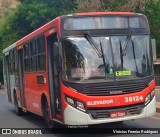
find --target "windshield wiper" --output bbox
[119,40,124,70]
[84,33,108,78]
[131,40,140,76]
[122,31,133,55]
[84,33,102,58]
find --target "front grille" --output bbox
[81,80,147,96]
[63,76,153,96]
[87,103,144,119]
[81,77,153,96]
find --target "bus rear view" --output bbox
[61,12,156,125]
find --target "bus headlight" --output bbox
[145,94,150,105]
[145,90,155,106]
[66,96,75,107]
[77,101,85,112]
[65,95,86,112]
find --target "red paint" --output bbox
[74,12,135,16]
[61,80,155,109]
[15,18,61,116]
[56,114,62,120]
[45,28,56,37]
[16,45,23,50]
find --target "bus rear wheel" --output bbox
[43,100,54,128]
[14,93,23,116]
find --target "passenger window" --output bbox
[24,58,30,72]
[24,44,30,58]
[30,40,37,55]
[24,43,30,72]
[30,40,37,72]
[12,49,17,73]
[37,36,45,53]
[37,36,46,71]
[23,35,46,72]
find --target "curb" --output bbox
[155,87,160,113]
[156,102,160,113]
[156,108,160,113]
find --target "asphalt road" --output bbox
[1,88,160,137]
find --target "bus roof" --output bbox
[3,43,16,54]
[67,12,136,16]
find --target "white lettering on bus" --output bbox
[87,100,113,106]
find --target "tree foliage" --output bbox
[76,0,102,12]
[0,0,76,55]
[138,0,160,57]
[0,0,77,82]
[0,0,160,82]
[20,0,77,14]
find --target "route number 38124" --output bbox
[124,95,143,103]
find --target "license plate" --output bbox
[110,110,126,118]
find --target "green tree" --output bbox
[101,0,127,11]
[76,0,102,12]
[137,0,160,57]
[0,1,60,55]
[0,0,77,50]
[0,0,77,54]
[20,0,77,14]
[18,2,59,29]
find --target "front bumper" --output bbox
[63,96,156,125]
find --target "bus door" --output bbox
[4,54,12,102]
[47,32,62,120]
[17,49,25,108]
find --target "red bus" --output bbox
[3,12,156,127]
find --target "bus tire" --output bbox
[42,99,54,129]
[14,93,23,116]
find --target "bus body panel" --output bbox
[8,74,17,103]
[74,12,135,16]
[61,80,155,109]
[14,17,61,116]
[3,43,17,104]
[63,96,156,125]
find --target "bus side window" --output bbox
[24,43,31,72]
[12,49,17,73]
[37,35,46,71]
[30,40,37,72]
[8,49,17,74]
[9,51,12,74]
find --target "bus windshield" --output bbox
[62,35,152,82]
